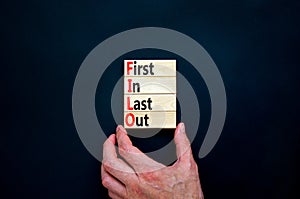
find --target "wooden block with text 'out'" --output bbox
[124,60,176,129]
[124,112,176,129]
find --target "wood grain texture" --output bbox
[124,94,176,111]
[124,77,176,94]
[124,111,176,128]
[124,60,176,77]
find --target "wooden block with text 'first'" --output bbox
[124,60,176,129]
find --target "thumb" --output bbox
[174,123,193,161]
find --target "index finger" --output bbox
[102,134,137,184]
[116,125,165,173]
[103,134,117,161]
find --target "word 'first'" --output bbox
[126,61,155,76]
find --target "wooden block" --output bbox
[124,60,176,77]
[124,77,176,94]
[124,111,176,128]
[124,94,176,112]
[124,59,176,129]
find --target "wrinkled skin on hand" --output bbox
[101,123,204,199]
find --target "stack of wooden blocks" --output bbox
[124,60,176,129]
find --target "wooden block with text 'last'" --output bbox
[124,60,176,129]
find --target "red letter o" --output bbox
[125,113,135,127]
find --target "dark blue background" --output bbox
[1,0,299,198]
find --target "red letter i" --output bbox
[128,79,132,92]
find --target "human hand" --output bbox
[101,123,204,199]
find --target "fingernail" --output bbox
[179,123,185,133]
[116,125,127,134]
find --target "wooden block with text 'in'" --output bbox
[124,60,176,129]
